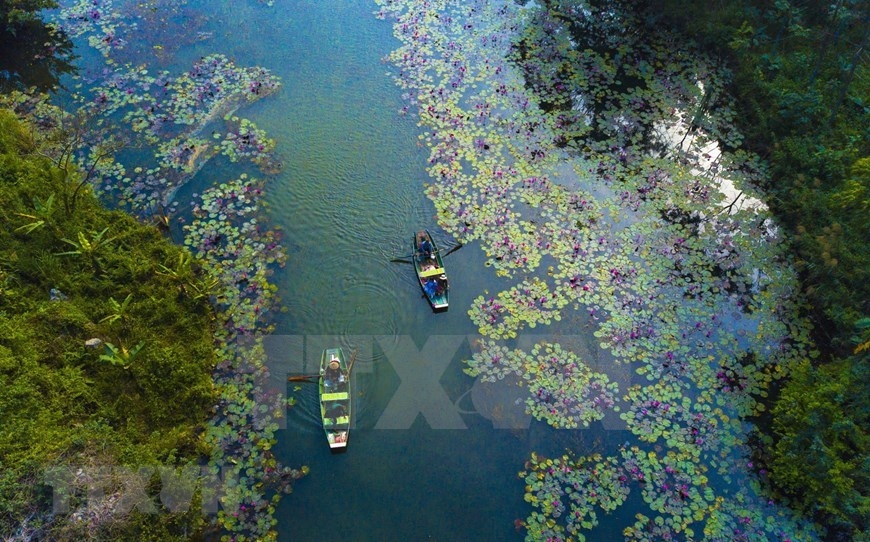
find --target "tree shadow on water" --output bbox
[0,9,77,93]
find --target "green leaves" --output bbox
[99,293,133,325]
[770,357,870,525]
[99,340,145,368]
[1,109,222,539]
[378,0,831,539]
[156,251,194,282]
[56,227,113,257]
[467,340,618,429]
[520,452,630,540]
[14,193,55,234]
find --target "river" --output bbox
[39,0,822,540]
[248,2,588,540]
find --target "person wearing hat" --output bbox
[436,274,448,295]
[324,356,344,389]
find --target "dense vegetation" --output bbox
[522,0,868,538]
[2,0,866,539]
[2,2,303,539]
[648,0,868,347]
[0,109,218,539]
[647,2,869,538]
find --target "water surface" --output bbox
[234,2,564,540]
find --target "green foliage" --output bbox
[652,0,870,345]
[0,108,217,538]
[0,0,58,28]
[0,1,75,93]
[98,293,133,326]
[638,2,869,537]
[99,340,145,368]
[771,356,870,537]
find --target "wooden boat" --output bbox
[413,230,449,311]
[319,347,350,449]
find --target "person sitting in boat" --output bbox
[424,277,438,298]
[436,274,448,294]
[420,238,433,258]
[324,358,344,389]
[328,403,347,420]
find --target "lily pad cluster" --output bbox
[469,277,568,339]
[57,2,283,213]
[201,337,304,542]
[700,486,822,542]
[375,0,820,540]
[182,174,294,542]
[621,446,713,532]
[617,446,812,542]
[520,452,629,542]
[466,340,617,429]
[12,50,282,218]
[217,115,281,173]
[184,174,286,336]
[524,343,618,429]
[157,135,213,174]
[620,382,739,465]
[59,0,129,58]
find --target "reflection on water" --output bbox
[37,0,825,538]
[0,13,77,92]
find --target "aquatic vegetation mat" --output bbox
[376,0,821,539]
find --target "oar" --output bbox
[287,374,319,383]
[346,348,359,377]
[442,242,463,257]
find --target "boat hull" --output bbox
[413,230,449,311]
[320,348,350,449]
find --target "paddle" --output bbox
[287,374,318,383]
[392,240,462,262]
[346,348,359,377]
[442,242,463,257]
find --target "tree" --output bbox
[0,0,56,26]
[26,105,127,214]
[771,356,870,538]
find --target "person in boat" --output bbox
[436,274,448,295]
[324,358,344,389]
[420,238,433,258]
[328,403,347,420]
[424,277,438,298]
